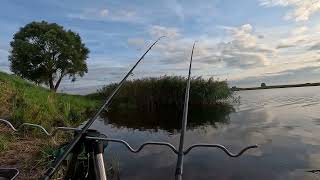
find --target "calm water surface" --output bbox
[90,86,320,180]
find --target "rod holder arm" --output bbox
[183,143,258,157]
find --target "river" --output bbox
[90,86,320,180]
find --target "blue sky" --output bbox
[1,0,320,94]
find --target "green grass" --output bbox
[0,134,11,151]
[0,72,95,177]
[95,76,233,112]
[0,71,99,129]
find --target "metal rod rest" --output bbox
[0,119,79,136]
[86,137,179,154]
[1,118,258,179]
[183,144,258,157]
[85,136,258,158]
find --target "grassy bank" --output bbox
[0,71,99,128]
[0,71,99,178]
[95,76,232,112]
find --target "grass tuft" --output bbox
[0,134,10,152]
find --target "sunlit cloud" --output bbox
[292,26,308,35]
[260,0,320,21]
[148,25,181,39]
[143,24,274,70]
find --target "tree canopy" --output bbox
[9,21,89,91]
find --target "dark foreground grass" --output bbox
[0,125,65,178]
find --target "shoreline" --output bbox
[233,82,320,91]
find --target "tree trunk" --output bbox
[54,74,64,91]
[49,78,55,91]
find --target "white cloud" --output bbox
[68,8,139,23]
[291,26,308,35]
[309,42,320,50]
[109,10,137,22]
[223,24,275,52]
[277,34,308,48]
[124,23,319,84]
[229,24,257,48]
[144,24,274,70]
[207,24,275,68]
[149,25,180,39]
[260,0,320,21]
[276,25,320,49]
[127,38,145,46]
[100,9,109,17]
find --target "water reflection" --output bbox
[90,86,320,180]
[102,103,234,133]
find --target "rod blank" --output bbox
[175,42,196,180]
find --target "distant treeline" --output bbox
[93,76,232,112]
[233,82,320,91]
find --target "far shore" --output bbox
[233,82,320,91]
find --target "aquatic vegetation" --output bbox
[96,76,233,112]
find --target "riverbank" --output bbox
[0,71,100,179]
[0,71,99,128]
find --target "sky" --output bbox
[1,0,320,94]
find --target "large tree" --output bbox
[9,21,89,91]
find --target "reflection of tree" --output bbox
[102,103,234,133]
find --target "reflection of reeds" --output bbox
[104,103,234,133]
[96,76,232,112]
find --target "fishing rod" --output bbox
[175,41,196,180]
[40,36,164,180]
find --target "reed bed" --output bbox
[95,76,232,112]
